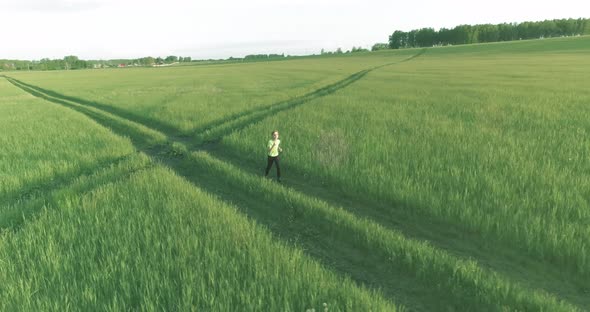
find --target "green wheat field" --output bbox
[1,36,589,311]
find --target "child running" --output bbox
[265,130,283,182]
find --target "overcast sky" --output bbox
[1,0,588,60]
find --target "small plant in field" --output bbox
[314,129,349,169]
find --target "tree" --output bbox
[478,24,499,42]
[452,25,471,44]
[140,56,155,66]
[62,55,87,70]
[389,30,406,49]
[582,18,590,35]
[371,43,389,51]
[498,23,517,41]
[406,29,418,47]
[164,55,178,63]
[437,28,452,45]
[539,20,558,38]
[63,55,78,70]
[468,27,479,44]
[415,28,436,47]
[518,21,543,39]
[351,46,368,53]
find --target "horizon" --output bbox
[1,0,589,60]
[2,26,588,64]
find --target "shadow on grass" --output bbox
[1,154,130,207]
[0,154,153,231]
[205,145,590,309]
[5,77,183,138]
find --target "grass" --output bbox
[6,50,416,135]
[0,77,400,311]
[2,36,589,310]
[3,77,574,309]
[0,165,398,311]
[182,150,577,311]
[221,35,590,301]
[0,78,133,207]
[218,36,590,297]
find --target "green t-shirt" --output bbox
[268,139,280,157]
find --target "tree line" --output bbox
[389,18,590,49]
[243,53,285,60]
[1,56,87,71]
[1,55,192,71]
[3,17,588,71]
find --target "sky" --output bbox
[1,0,588,60]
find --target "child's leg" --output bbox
[265,156,274,176]
[274,156,281,178]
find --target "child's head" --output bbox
[271,130,279,139]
